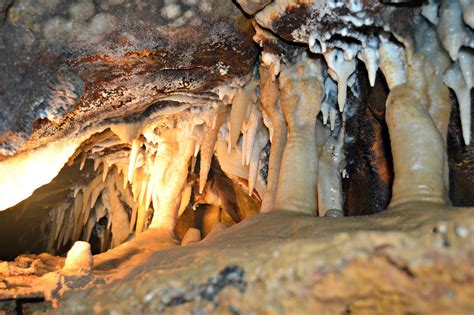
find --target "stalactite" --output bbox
[444,64,472,145]
[244,103,264,166]
[259,66,286,213]
[248,127,269,196]
[215,139,266,198]
[105,173,130,248]
[229,80,258,150]
[324,48,356,112]
[438,0,469,61]
[357,38,379,87]
[199,106,228,194]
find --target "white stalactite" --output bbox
[324,48,356,112]
[438,0,469,61]
[229,80,258,149]
[444,63,472,145]
[358,38,379,87]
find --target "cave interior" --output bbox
[0,0,473,313]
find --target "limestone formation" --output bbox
[62,241,93,275]
[0,0,473,313]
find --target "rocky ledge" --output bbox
[1,203,472,314]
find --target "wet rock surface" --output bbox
[1,204,470,313]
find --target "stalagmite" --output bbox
[148,130,195,237]
[324,48,356,112]
[386,55,449,207]
[204,221,228,240]
[62,241,93,274]
[274,52,324,215]
[317,126,345,217]
[259,66,286,212]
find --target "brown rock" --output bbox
[51,205,474,314]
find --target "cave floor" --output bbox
[1,203,474,314]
